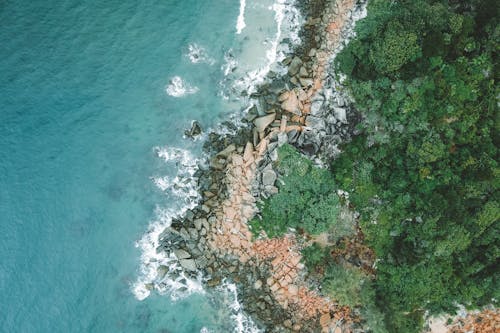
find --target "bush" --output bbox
[301,243,327,271]
[252,144,341,237]
[323,263,367,308]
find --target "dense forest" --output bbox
[255,0,499,332]
[334,0,499,331]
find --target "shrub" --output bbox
[323,263,367,308]
[252,144,341,237]
[301,243,327,271]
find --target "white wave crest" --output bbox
[236,0,247,34]
[186,43,215,65]
[165,76,199,97]
[133,147,203,301]
[218,280,262,333]
[227,0,302,96]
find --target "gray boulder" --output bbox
[334,107,347,123]
[287,56,302,76]
[311,100,324,116]
[305,115,326,129]
[262,167,277,186]
[179,259,197,271]
[173,248,191,259]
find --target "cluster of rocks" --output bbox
[239,0,367,161]
[155,0,370,331]
[426,306,500,333]
[159,123,351,332]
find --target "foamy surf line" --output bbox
[236,0,246,34]
[228,0,302,96]
[135,1,302,331]
[219,280,263,333]
[133,147,204,301]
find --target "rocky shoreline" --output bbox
[156,0,368,331]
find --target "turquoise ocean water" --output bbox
[0,0,300,332]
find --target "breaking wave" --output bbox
[236,0,247,34]
[132,147,203,301]
[165,76,199,97]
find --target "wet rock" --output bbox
[179,259,197,271]
[159,228,183,245]
[299,66,309,77]
[244,105,259,122]
[203,190,215,199]
[173,248,191,259]
[207,277,221,287]
[269,148,278,161]
[253,128,259,147]
[254,280,263,290]
[180,228,190,240]
[185,210,195,222]
[194,218,205,231]
[195,256,209,268]
[184,120,202,139]
[188,228,198,239]
[288,56,302,76]
[157,265,169,280]
[210,157,225,170]
[186,241,197,251]
[217,144,236,158]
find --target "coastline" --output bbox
[156,0,368,331]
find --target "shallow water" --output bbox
[0,0,299,332]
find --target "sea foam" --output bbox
[135,1,302,331]
[186,43,215,65]
[218,280,263,333]
[236,0,247,34]
[223,0,302,98]
[133,147,203,301]
[165,76,199,97]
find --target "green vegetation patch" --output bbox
[333,0,499,331]
[251,144,341,237]
[301,242,387,332]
